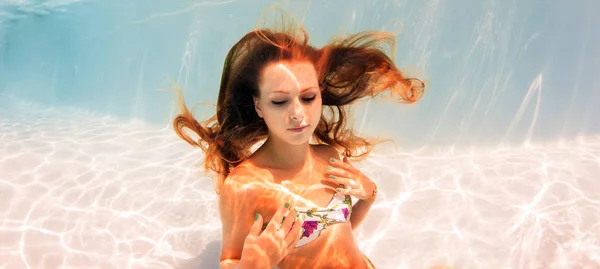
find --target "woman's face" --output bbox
[254,60,322,146]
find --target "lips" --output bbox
[289,125,308,131]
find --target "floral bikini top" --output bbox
[263,193,353,248]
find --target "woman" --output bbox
[173,19,424,269]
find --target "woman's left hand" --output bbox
[324,156,377,200]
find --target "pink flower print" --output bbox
[342,208,349,220]
[301,221,318,238]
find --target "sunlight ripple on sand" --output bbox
[1,95,599,269]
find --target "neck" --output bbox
[262,135,312,172]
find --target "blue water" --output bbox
[1,1,599,268]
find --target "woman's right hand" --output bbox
[239,203,304,269]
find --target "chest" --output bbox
[269,171,337,207]
[254,175,338,229]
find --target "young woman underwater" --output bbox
[172,18,425,269]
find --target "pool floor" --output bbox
[1,95,599,269]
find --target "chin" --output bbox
[284,137,311,146]
[270,125,317,146]
[282,132,312,146]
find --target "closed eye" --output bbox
[271,95,317,106]
[303,96,316,102]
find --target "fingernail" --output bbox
[330,158,335,163]
[336,188,341,192]
[329,175,335,179]
[285,202,290,208]
[301,215,306,221]
[255,213,259,221]
[301,228,305,234]
[327,166,332,171]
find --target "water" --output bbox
[1,0,599,268]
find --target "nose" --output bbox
[289,99,304,122]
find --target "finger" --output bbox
[329,157,358,173]
[324,174,347,186]
[326,166,353,178]
[335,184,361,196]
[345,188,363,198]
[325,175,356,188]
[284,214,304,248]
[278,208,298,237]
[249,213,263,236]
[265,203,291,233]
[335,186,350,196]
[337,186,365,198]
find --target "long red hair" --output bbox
[172,21,425,194]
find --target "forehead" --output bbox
[259,61,318,93]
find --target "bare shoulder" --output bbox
[312,143,344,162]
[219,161,272,206]
[218,161,275,263]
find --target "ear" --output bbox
[253,96,263,118]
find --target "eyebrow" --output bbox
[272,87,318,94]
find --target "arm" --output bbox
[320,145,379,230]
[350,191,376,230]
[218,176,255,269]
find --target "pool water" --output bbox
[1,0,599,268]
[2,94,599,268]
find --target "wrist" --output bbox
[362,181,378,200]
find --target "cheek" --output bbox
[262,106,284,126]
[309,100,322,120]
